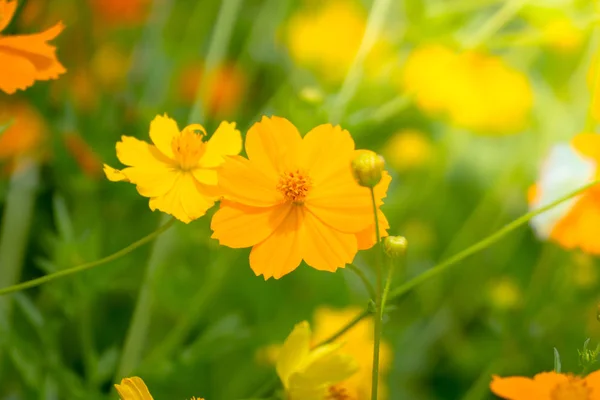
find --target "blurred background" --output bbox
[1,0,600,398]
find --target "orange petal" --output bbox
[0,50,38,94]
[306,174,373,233]
[489,374,547,400]
[550,191,600,254]
[298,124,355,185]
[0,22,66,85]
[303,210,357,272]
[584,369,600,399]
[0,0,17,33]
[249,206,303,279]
[211,201,290,248]
[149,173,215,223]
[218,155,282,207]
[532,372,569,398]
[355,209,390,250]
[245,116,302,178]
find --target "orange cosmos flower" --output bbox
[529,133,600,254]
[211,116,390,279]
[104,114,242,223]
[0,0,66,94]
[115,376,204,400]
[490,371,600,399]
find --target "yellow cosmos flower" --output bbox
[382,129,432,172]
[283,0,392,83]
[104,114,242,223]
[210,116,390,279]
[529,133,600,254]
[115,376,203,400]
[490,371,600,399]
[277,321,358,400]
[402,45,533,134]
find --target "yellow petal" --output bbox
[288,342,358,392]
[149,173,215,223]
[245,116,302,177]
[124,166,180,198]
[200,121,242,168]
[115,135,174,168]
[211,201,290,248]
[249,205,303,279]
[148,113,180,159]
[276,321,312,388]
[192,168,218,186]
[114,377,154,400]
[104,164,128,182]
[303,210,357,272]
[218,155,282,207]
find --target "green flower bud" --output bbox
[383,236,407,259]
[351,150,385,188]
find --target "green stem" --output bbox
[329,0,393,124]
[462,0,527,49]
[381,248,403,314]
[347,263,376,299]
[0,218,175,297]
[315,308,372,347]
[369,187,383,400]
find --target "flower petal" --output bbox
[303,210,357,272]
[355,209,390,250]
[0,50,38,94]
[584,369,600,394]
[192,168,218,186]
[114,376,154,400]
[104,164,128,182]
[298,124,355,185]
[211,201,289,248]
[249,205,303,279]
[218,155,282,207]
[549,190,600,254]
[149,173,215,223]
[148,114,179,159]
[201,121,242,168]
[289,342,358,392]
[0,0,17,33]
[276,321,311,388]
[245,116,302,178]
[489,375,542,400]
[115,135,174,168]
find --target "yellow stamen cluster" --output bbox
[277,169,312,204]
[327,385,353,400]
[171,124,206,170]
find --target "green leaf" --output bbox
[554,348,561,373]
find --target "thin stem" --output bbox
[0,216,176,298]
[387,180,599,302]
[329,0,393,124]
[346,263,376,299]
[369,187,383,400]
[461,0,527,50]
[315,308,372,347]
[381,250,403,314]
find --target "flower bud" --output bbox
[383,236,407,259]
[351,150,385,188]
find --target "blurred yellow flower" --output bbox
[210,116,390,279]
[402,45,533,134]
[0,99,48,171]
[490,371,600,399]
[382,129,432,172]
[283,0,392,83]
[529,133,600,254]
[541,18,584,53]
[115,376,204,400]
[276,321,358,400]
[104,114,242,223]
[312,307,393,400]
[487,277,521,310]
[257,307,393,399]
[177,62,246,118]
[91,43,131,92]
[0,0,66,94]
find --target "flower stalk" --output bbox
[370,187,384,400]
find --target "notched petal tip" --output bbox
[103,164,128,182]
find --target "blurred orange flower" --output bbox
[90,0,150,25]
[104,114,242,223]
[178,62,246,118]
[0,0,66,94]
[211,116,390,279]
[490,371,600,399]
[0,99,47,170]
[529,133,600,254]
[402,45,532,133]
[63,133,102,179]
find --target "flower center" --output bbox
[326,385,354,400]
[171,124,206,171]
[551,377,591,400]
[276,170,312,204]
